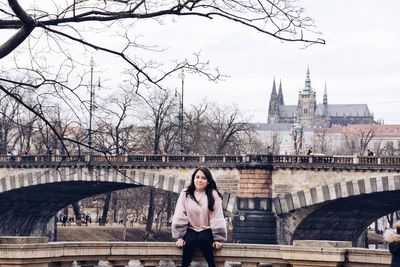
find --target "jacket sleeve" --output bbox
[210,191,227,241]
[171,190,189,239]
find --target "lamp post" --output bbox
[88,57,95,155]
[178,69,185,154]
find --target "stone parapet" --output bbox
[0,241,392,267]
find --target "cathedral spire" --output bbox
[271,78,277,95]
[268,78,279,122]
[323,81,328,105]
[277,80,284,105]
[303,67,312,93]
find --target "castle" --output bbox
[267,68,374,128]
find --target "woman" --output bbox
[384,221,400,267]
[172,166,227,267]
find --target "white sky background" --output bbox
[2,0,400,124]
[127,0,400,124]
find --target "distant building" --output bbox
[250,123,313,154]
[267,68,374,128]
[250,123,400,155]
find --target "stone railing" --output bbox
[0,153,399,170]
[0,239,391,267]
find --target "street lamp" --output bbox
[88,57,95,155]
[178,69,185,154]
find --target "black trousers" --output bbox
[182,228,216,267]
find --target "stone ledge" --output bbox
[0,236,48,244]
[293,240,352,248]
[0,241,391,266]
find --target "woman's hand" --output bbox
[176,238,185,248]
[212,241,223,250]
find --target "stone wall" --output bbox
[272,169,393,197]
[238,168,272,198]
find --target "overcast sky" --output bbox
[2,1,399,125]
[142,0,400,124]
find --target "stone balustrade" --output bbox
[0,154,400,170]
[0,240,391,267]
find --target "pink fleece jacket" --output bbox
[171,189,227,241]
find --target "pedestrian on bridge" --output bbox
[172,166,227,267]
[384,221,400,267]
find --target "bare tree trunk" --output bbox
[166,191,172,225]
[145,187,155,239]
[71,202,81,222]
[112,192,118,223]
[100,193,112,226]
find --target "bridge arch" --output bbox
[273,175,400,245]
[0,167,237,237]
[0,167,186,236]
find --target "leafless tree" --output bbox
[184,102,209,154]
[270,131,282,154]
[359,128,375,155]
[0,91,20,154]
[95,87,138,155]
[136,89,178,154]
[0,0,324,155]
[206,104,253,154]
[343,127,375,156]
[16,110,37,155]
[314,130,329,154]
[380,141,400,157]
[48,106,74,154]
[373,140,385,157]
[239,131,267,154]
[0,1,324,59]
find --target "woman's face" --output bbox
[194,170,208,192]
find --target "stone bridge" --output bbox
[273,175,400,246]
[0,153,399,246]
[0,167,181,236]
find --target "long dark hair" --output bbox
[186,166,223,211]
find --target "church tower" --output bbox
[268,79,280,123]
[277,80,284,105]
[321,81,330,127]
[296,68,317,127]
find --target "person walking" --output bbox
[384,221,400,267]
[172,166,227,267]
[61,214,67,226]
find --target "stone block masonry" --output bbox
[238,168,272,198]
